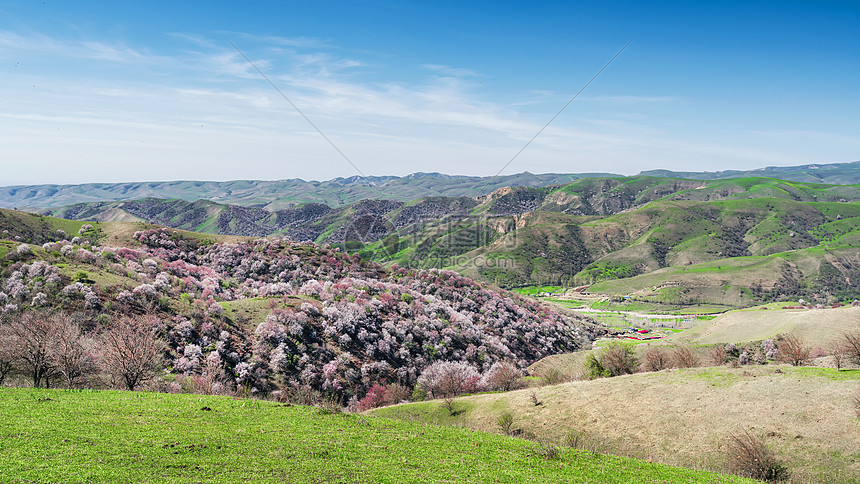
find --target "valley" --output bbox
[1,167,859,483]
[4,2,859,482]
[27,173,860,307]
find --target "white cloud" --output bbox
[0,30,154,64]
[3,29,853,185]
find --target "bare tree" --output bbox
[0,325,15,385]
[641,347,669,372]
[707,344,728,366]
[52,320,97,388]
[829,341,846,370]
[841,330,860,365]
[5,312,61,387]
[672,346,699,368]
[101,314,165,390]
[777,333,811,366]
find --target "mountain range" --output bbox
[3,159,859,210]
[28,175,860,306]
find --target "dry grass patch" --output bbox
[372,366,860,482]
[667,306,860,346]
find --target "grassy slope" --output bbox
[586,244,860,305]
[666,306,860,345]
[0,389,752,484]
[0,208,90,243]
[371,366,860,483]
[528,304,860,381]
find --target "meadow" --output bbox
[0,388,757,483]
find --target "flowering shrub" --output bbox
[416,361,483,399]
[132,284,157,299]
[30,292,47,307]
[482,361,524,391]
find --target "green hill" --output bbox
[0,209,599,403]
[35,176,860,306]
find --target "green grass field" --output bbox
[0,388,758,483]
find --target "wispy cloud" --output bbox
[0,30,152,63]
[4,28,797,184]
[422,64,482,78]
[587,95,680,104]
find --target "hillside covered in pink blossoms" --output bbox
[0,225,601,401]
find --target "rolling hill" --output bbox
[37,175,860,306]
[0,209,599,401]
[370,365,860,483]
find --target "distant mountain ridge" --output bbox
[0,172,616,211]
[640,160,860,184]
[4,159,860,210]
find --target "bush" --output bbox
[671,346,698,368]
[73,271,93,284]
[708,345,728,366]
[441,395,458,416]
[497,412,515,436]
[354,383,411,411]
[584,354,610,380]
[641,348,669,372]
[381,383,411,406]
[724,430,789,482]
[541,367,568,385]
[600,344,637,376]
[562,429,587,449]
[483,361,523,391]
[411,386,427,402]
[538,441,561,460]
[356,384,387,412]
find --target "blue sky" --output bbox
[1,0,858,185]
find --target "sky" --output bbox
[0,0,858,185]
